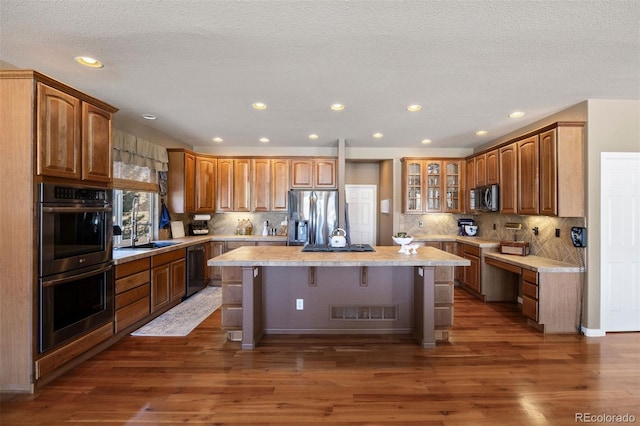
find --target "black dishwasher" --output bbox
[185,244,206,298]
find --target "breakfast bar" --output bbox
[208,245,469,349]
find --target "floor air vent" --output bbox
[330,305,398,321]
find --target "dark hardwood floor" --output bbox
[2,287,639,425]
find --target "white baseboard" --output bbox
[581,326,606,337]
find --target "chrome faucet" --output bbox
[130,195,139,247]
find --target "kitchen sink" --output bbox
[116,241,179,250]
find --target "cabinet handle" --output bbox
[360,266,368,287]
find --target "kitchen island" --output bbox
[208,245,469,349]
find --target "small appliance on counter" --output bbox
[458,218,478,236]
[189,214,211,235]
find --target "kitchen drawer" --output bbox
[522,281,538,300]
[226,241,255,250]
[222,283,243,304]
[221,305,243,328]
[222,266,243,282]
[115,270,149,294]
[151,248,186,267]
[435,282,454,304]
[115,296,150,333]
[522,269,538,284]
[522,295,538,321]
[115,258,150,279]
[435,265,454,282]
[115,284,150,310]
[434,305,453,327]
[462,244,480,257]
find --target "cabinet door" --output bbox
[517,135,539,215]
[486,149,499,185]
[475,154,486,187]
[425,161,442,212]
[291,159,313,188]
[499,143,518,214]
[81,102,112,182]
[195,156,216,212]
[184,153,196,212]
[443,160,463,213]
[271,158,290,211]
[233,159,251,211]
[402,159,424,213]
[539,129,557,216]
[464,254,480,293]
[170,258,186,301]
[252,158,270,212]
[209,242,225,281]
[37,83,81,179]
[465,158,475,212]
[314,158,337,188]
[151,264,171,312]
[216,159,234,212]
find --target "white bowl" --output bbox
[392,236,414,246]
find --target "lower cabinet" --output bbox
[151,249,186,312]
[434,266,455,342]
[521,269,539,321]
[114,258,151,333]
[461,244,481,294]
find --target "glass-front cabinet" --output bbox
[402,158,465,214]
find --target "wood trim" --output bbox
[112,178,157,192]
[484,257,522,275]
[35,322,113,380]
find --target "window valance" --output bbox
[113,128,169,172]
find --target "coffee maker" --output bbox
[458,218,478,236]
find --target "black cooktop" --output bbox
[301,244,375,252]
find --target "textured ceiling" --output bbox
[1,0,638,149]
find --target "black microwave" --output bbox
[471,184,499,212]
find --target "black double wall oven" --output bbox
[38,183,114,353]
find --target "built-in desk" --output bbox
[484,253,583,333]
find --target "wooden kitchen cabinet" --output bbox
[539,124,585,217]
[499,143,518,214]
[517,135,539,215]
[167,149,196,213]
[37,82,114,183]
[208,241,225,282]
[461,244,480,294]
[151,249,186,312]
[195,155,216,212]
[216,158,251,212]
[465,157,475,212]
[252,158,290,212]
[290,157,337,188]
[521,269,539,321]
[475,153,486,187]
[114,258,151,334]
[402,158,464,214]
[486,149,499,185]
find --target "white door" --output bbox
[345,185,376,245]
[601,152,640,331]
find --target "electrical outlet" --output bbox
[419,221,424,227]
[296,299,304,310]
[555,229,560,237]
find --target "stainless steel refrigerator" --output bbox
[288,190,338,245]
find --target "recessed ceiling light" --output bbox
[372,133,384,139]
[509,111,525,118]
[406,104,422,112]
[75,56,103,68]
[259,137,269,143]
[475,130,488,136]
[212,137,223,143]
[308,134,319,140]
[252,102,267,110]
[421,139,432,144]
[141,114,157,120]
[330,103,345,111]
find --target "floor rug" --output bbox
[130,286,222,337]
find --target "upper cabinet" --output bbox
[233,159,251,212]
[499,143,518,214]
[485,149,499,185]
[252,158,290,212]
[517,135,539,215]
[401,158,464,214]
[475,153,487,187]
[291,157,337,188]
[167,150,196,214]
[37,82,114,183]
[195,155,216,212]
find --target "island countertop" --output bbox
[207,245,470,267]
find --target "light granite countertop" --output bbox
[484,252,583,273]
[412,234,501,248]
[207,245,470,267]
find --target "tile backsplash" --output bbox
[400,213,586,265]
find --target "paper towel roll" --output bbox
[193,214,212,221]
